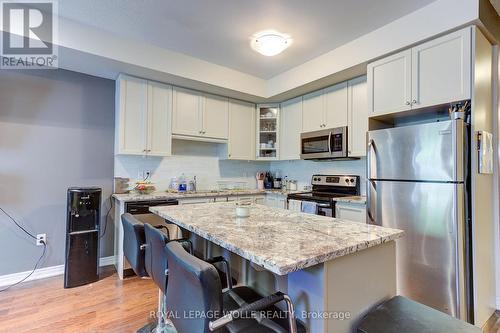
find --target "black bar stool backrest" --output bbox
[165,241,224,333]
[121,213,148,277]
[144,223,170,293]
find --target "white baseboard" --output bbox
[0,264,64,288]
[0,255,116,288]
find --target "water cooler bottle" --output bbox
[64,187,101,288]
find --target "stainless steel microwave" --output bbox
[300,127,348,160]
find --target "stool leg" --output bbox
[152,289,176,333]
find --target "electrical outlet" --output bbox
[36,233,46,246]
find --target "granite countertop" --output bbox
[113,189,366,204]
[112,189,297,202]
[150,202,403,275]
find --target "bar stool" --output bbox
[144,223,193,333]
[164,241,306,333]
[122,213,190,333]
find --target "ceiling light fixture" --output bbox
[250,30,292,56]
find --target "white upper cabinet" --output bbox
[172,87,202,137]
[228,99,255,160]
[324,81,348,128]
[302,82,348,132]
[368,49,412,115]
[147,81,172,156]
[203,94,229,139]
[302,89,324,132]
[368,27,471,116]
[116,76,148,155]
[280,97,303,160]
[347,76,368,157]
[172,87,229,141]
[411,28,471,109]
[115,75,172,156]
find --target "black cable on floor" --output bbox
[0,241,46,292]
[0,207,47,292]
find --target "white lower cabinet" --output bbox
[335,202,366,223]
[265,194,287,209]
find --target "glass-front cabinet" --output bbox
[256,104,280,160]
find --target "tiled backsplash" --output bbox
[115,140,270,191]
[270,158,367,195]
[115,140,366,194]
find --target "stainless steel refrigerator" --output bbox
[367,117,472,322]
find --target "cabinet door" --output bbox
[203,94,229,139]
[116,76,148,155]
[228,99,255,160]
[172,87,202,136]
[265,196,277,208]
[367,49,412,115]
[324,81,348,128]
[335,202,366,223]
[302,90,324,132]
[411,27,471,109]
[280,97,302,160]
[348,76,368,157]
[147,82,172,156]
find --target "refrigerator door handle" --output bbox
[366,179,376,224]
[367,139,375,180]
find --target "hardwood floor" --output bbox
[0,267,158,333]
[0,267,499,333]
[484,311,500,333]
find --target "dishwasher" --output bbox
[123,199,181,276]
[125,199,181,238]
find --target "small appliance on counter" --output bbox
[256,172,265,190]
[264,172,274,189]
[113,177,130,194]
[273,177,282,189]
[287,175,360,217]
[64,187,101,288]
[287,180,298,191]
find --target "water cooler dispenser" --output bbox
[64,187,101,288]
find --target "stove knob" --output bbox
[345,179,349,183]
[350,178,355,183]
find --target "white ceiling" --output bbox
[58,0,437,79]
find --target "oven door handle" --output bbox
[328,131,332,154]
[316,203,332,208]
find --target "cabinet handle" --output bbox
[405,101,411,106]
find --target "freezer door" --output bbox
[367,119,464,182]
[367,180,467,319]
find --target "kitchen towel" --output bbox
[301,201,317,215]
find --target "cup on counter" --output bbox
[235,201,251,218]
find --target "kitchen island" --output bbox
[150,202,403,333]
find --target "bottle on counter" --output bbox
[178,173,187,192]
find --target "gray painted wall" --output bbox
[0,69,115,275]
